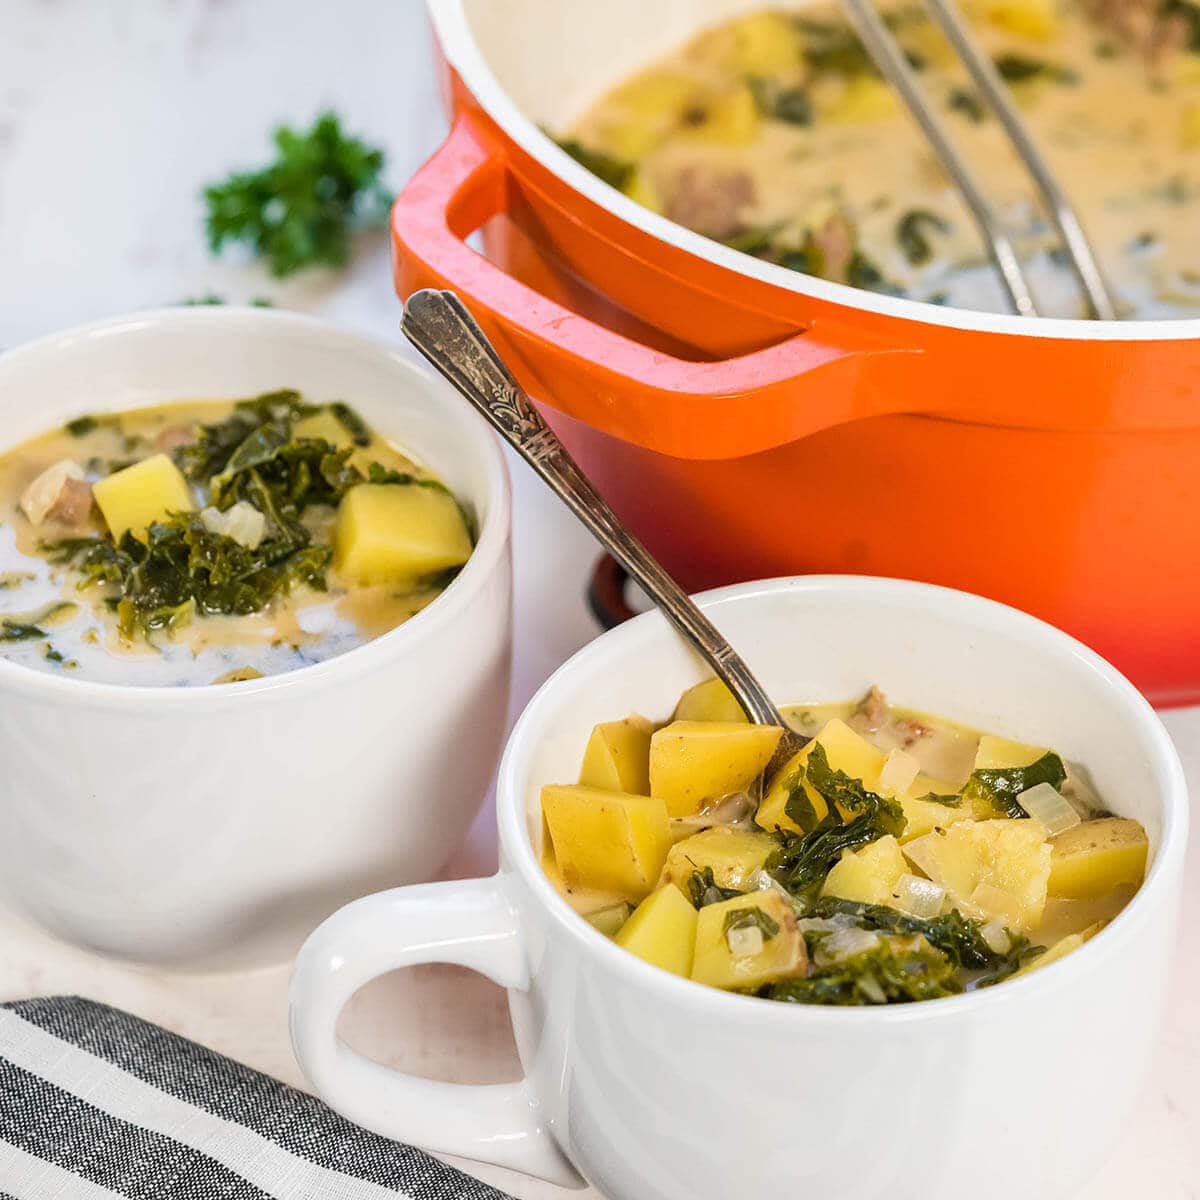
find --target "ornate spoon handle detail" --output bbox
[401,289,800,751]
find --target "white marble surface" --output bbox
[0,2,1196,1197]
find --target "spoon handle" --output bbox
[401,288,789,732]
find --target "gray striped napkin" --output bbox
[0,996,516,1200]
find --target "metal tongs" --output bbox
[840,0,1118,318]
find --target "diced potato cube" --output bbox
[823,77,898,123]
[623,169,663,212]
[1014,932,1084,978]
[542,785,671,899]
[594,117,664,161]
[672,678,748,725]
[598,69,703,159]
[1047,818,1148,900]
[615,885,698,976]
[903,819,1051,931]
[584,902,634,938]
[684,83,761,145]
[661,827,778,893]
[693,10,803,74]
[1182,103,1200,149]
[1169,53,1200,88]
[649,721,782,817]
[898,774,973,841]
[93,453,195,541]
[729,10,804,74]
[333,483,471,587]
[611,69,702,119]
[292,409,354,447]
[757,719,886,834]
[578,716,653,796]
[691,891,807,991]
[974,734,1050,771]
[983,0,1060,40]
[821,834,907,905]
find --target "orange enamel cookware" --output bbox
[396,0,1200,705]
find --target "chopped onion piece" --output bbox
[879,748,920,796]
[900,833,944,884]
[891,872,945,919]
[857,973,887,1004]
[673,790,757,830]
[1019,782,1081,837]
[967,882,1023,928]
[980,919,1011,955]
[814,927,880,966]
[201,501,266,550]
[747,868,795,904]
[726,925,764,958]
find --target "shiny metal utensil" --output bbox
[401,288,806,770]
[839,0,1118,319]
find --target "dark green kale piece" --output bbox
[963,752,1067,819]
[552,137,636,191]
[47,518,331,641]
[0,620,46,642]
[723,904,780,941]
[993,53,1078,84]
[896,209,951,266]
[805,896,1036,972]
[687,866,744,909]
[765,744,907,893]
[770,933,960,1004]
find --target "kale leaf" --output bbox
[552,137,635,192]
[687,866,743,909]
[48,517,331,641]
[766,744,906,893]
[749,78,813,125]
[806,896,1032,972]
[947,87,986,122]
[204,111,391,277]
[724,904,780,942]
[993,53,1078,85]
[916,791,963,807]
[769,933,961,1005]
[0,619,47,642]
[65,415,101,437]
[896,209,950,266]
[963,752,1067,818]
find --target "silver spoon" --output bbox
[400,289,807,775]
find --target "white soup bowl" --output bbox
[290,576,1187,1199]
[0,308,512,969]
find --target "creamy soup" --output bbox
[561,0,1200,317]
[540,682,1148,1003]
[0,393,473,686]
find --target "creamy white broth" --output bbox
[565,0,1200,318]
[0,399,463,686]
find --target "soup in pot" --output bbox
[539,682,1148,1004]
[0,392,473,685]
[559,0,1200,317]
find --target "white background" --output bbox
[0,2,1197,1196]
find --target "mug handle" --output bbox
[391,113,929,461]
[288,876,579,1187]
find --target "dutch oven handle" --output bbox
[392,114,929,461]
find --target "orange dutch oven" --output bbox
[396,0,1200,706]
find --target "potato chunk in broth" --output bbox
[0,394,472,686]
